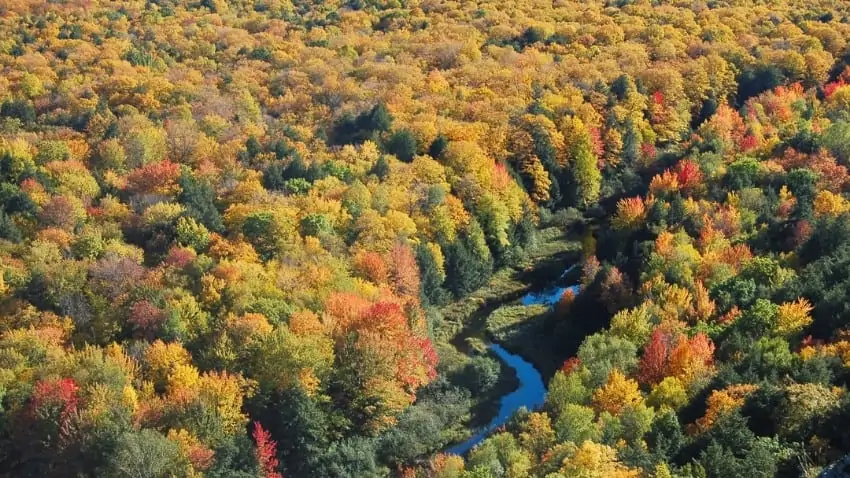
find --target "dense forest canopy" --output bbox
[3,0,850,476]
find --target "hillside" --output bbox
[2,0,850,476]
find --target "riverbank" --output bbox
[433,225,582,450]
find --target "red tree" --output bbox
[253,422,282,478]
[637,329,671,386]
[30,377,80,448]
[676,159,703,193]
[124,160,181,195]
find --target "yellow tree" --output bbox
[592,369,643,415]
[559,441,641,478]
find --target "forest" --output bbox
[3,0,850,476]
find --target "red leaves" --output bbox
[31,377,79,418]
[824,80,846,98]
[638,329,716,386]
[253,422,282,478]
[638,329,671,386]
[164,246,197,268]
[124,160,181,196]
[560,357,581,374]
[739,134,758,152]
[589,127,605,159]
[676,159,703,192]
[30,377,80,448]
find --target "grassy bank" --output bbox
[431,226,582,440]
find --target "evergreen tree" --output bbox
[178,169,224,233]
[384,129,418,162]
[444,234,493,298]
[428,134,448,159]
[371,155,390,180]
[415,243,448,306]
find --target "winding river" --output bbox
[446,343,546,456]
[446,267,579,455]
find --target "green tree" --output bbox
[107,430,184,478]
[385,129,418,162]
[416,243,449,306]
[178,169,224,233]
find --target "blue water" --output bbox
[446,344,546,456]
[520,284,580,307]
[445,265,580,455]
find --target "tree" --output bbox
[428,135,449,159]
[558,441,640,478]
[253,422,282,478]
[776,383,840,440]
[554,404,600,445]
[592,369,643,416]
[385,130,418,162]
[667,333,715,386]
[444,232,492,298]
[646,409,685,462]
[775,298,813,336]
[638,329,671,386]
[178,169,224,233]
[697,412,778,478]
[331,104,393,145]
[564,117,602,207]
[415,243,448,306]
[107,430,184,478]
[577,333,639,389]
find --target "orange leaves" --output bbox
[124,160,181,196]
[325,292,372,333]
[649,170,679,195]
[695,384,758,432]
[612,196,646,230]
[667,333,715,386]
[388,243,420,304]
[779,149,848,193]
[168,429,215,472]
[324,292,437,429]
[353,251,389,285]
[691,281,716,323]
[592,369,642,415]
[700,104,746,153]
[638,328,715,387]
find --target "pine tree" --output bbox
[178,169,224,233]
[416,243,448,306]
